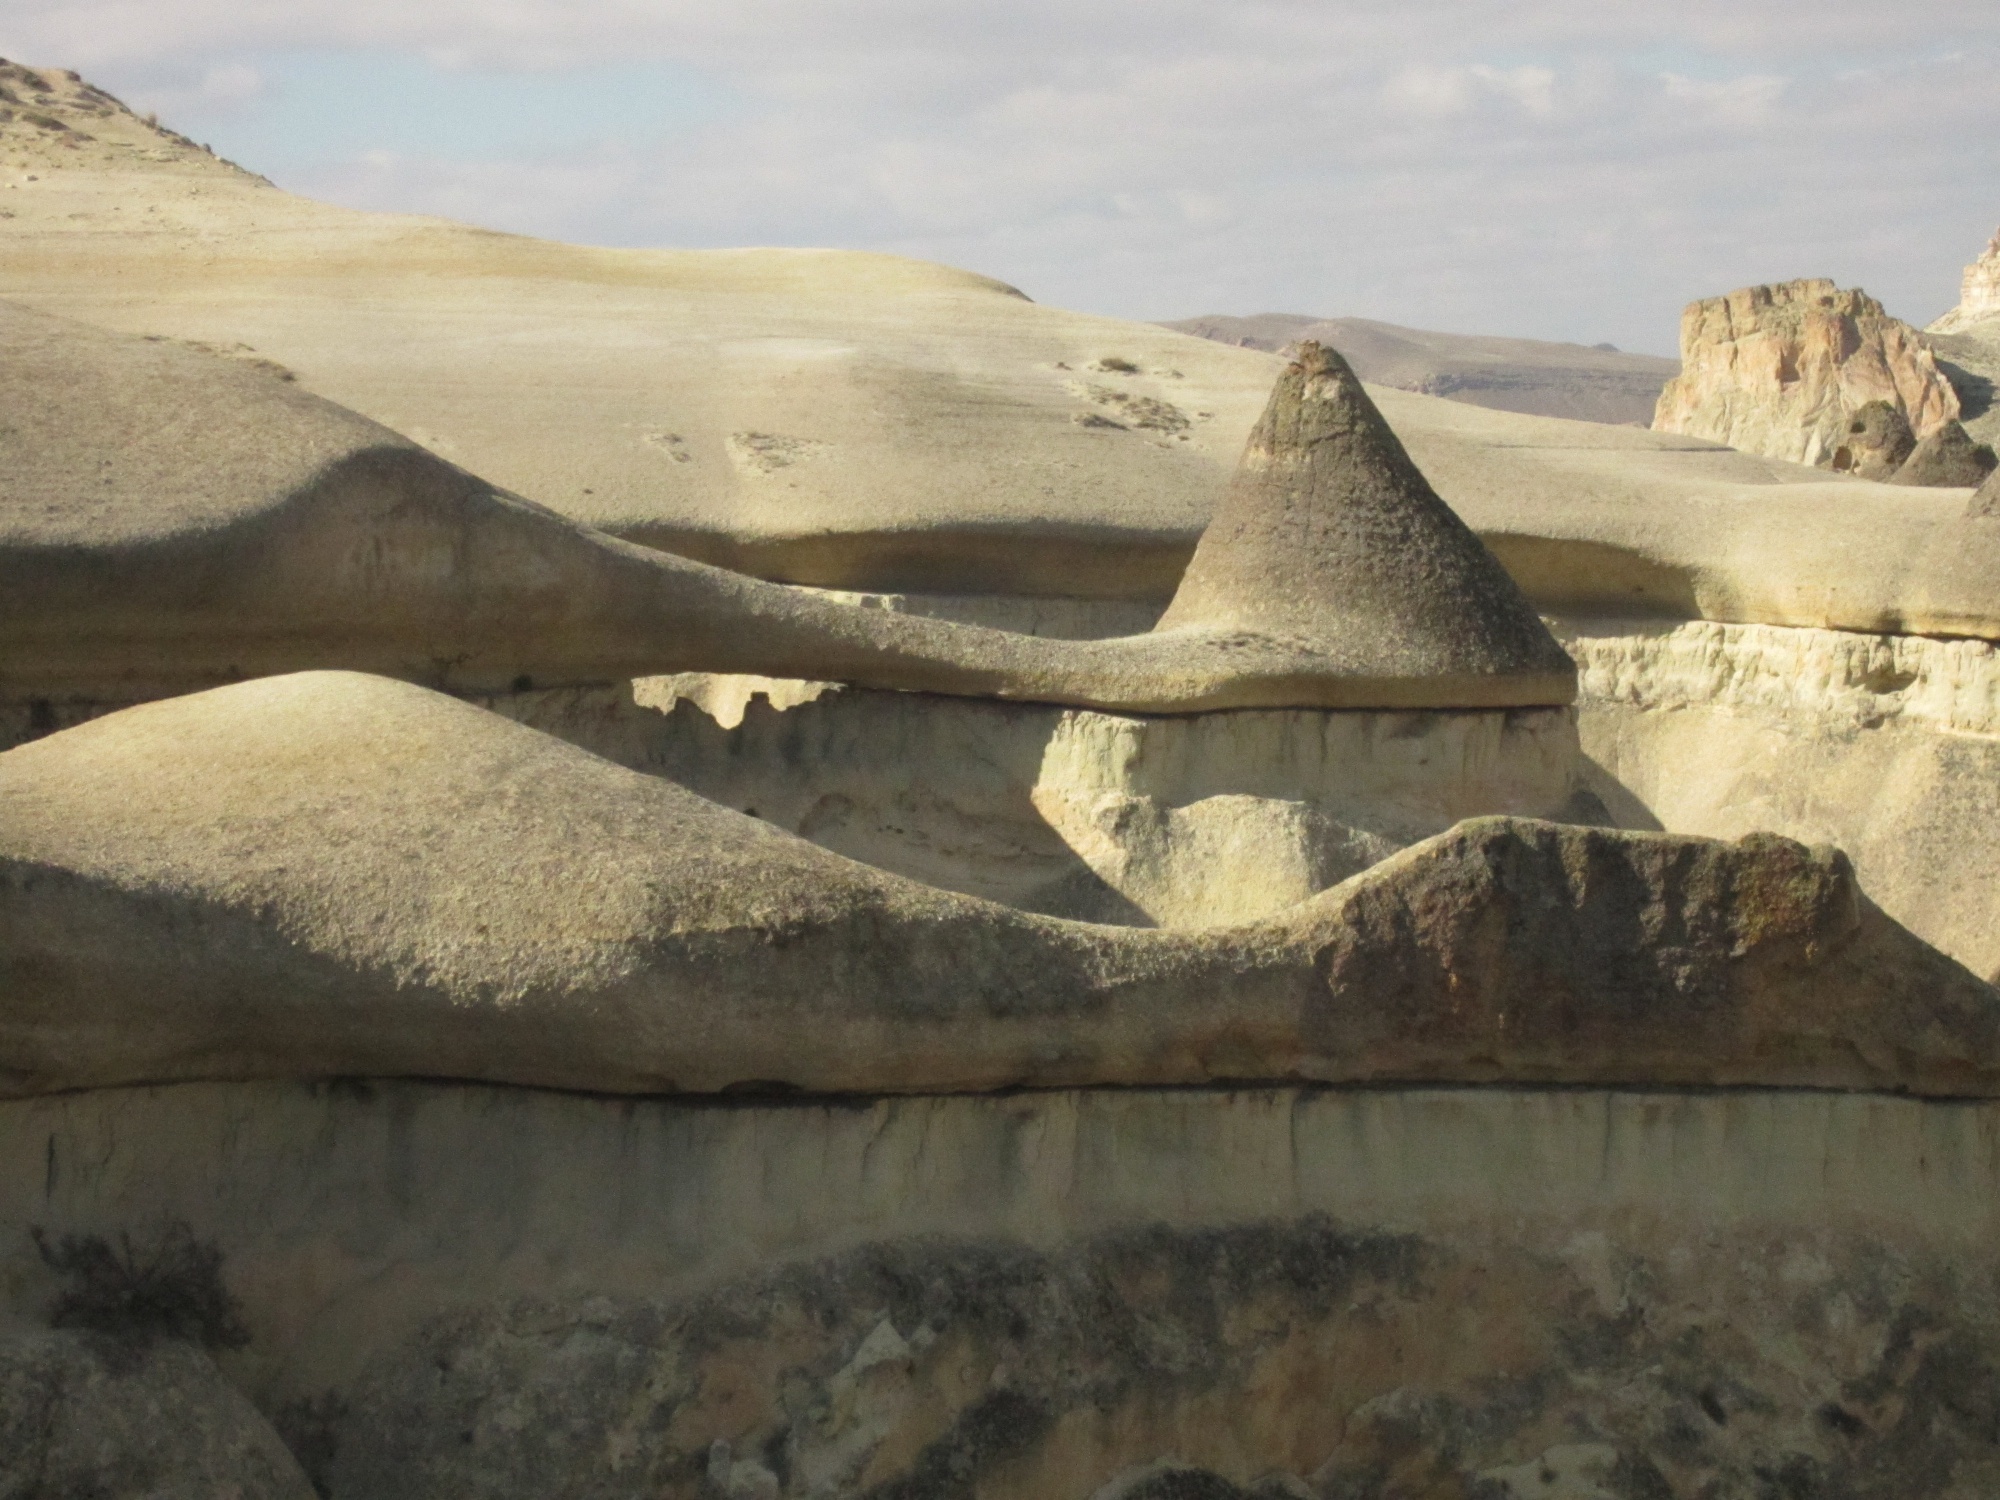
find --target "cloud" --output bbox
[0,1,1994,351]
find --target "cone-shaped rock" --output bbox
[1156,342,1575,704]
[1892,418,1998,488]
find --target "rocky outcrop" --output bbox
[5,670,1998,1100]
[1829,399,1915,478]
[1653,279,1960,466]
[1559,615,2000,979]
[0,1329,314,1497]
[1930,227,2000,335]
[1893,417,1999,487]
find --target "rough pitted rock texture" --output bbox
[1893,418,1998,488]
[1829,399,1915,479]
[0,1329,314,1498]
[1931,227,2000,335]
[1156,342,1573,700]
[280,1219,2000,1500]
[1653,279,1960,466]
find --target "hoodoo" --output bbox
[1156,341,1575,703]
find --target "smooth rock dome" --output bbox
[1157,341,1575,700]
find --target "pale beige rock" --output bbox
[1561,615,2000,980]
[0,300,1573,712]
[1653,279,1960,465]
[1,70,1997,646]
[481,681,1591,928]
[1930,226,2000,335]
[5,1079,2000,1496]
[1,670,1995,1100]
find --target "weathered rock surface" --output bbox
[1161,313,1678,425]
[482,681,1591,928]
[6,1080,2000,1498]
[0,301,1572,712]
[1156,343,1573,702]
[1653,279,1960,466]
[0,1328,313,1498]
[1561,614,2000,980]
[1930,226,2000,335]
[1828,399,1915,479]
[3,670,1997,1099]
[1892,416,1998,487]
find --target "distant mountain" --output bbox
[1162,313,1679,426]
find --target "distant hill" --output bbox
[1163,313,1679,426]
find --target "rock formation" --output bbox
[1652,278,1960,465]
[1931,227,2000,335]
[0,1329,313,1497]
[1828,399,1916,478]
[0,301,1572,712]
[11,55,2000,1497]
[1155,342,1574,695]
[9,668,1992,1100]
[1893,416,1999,487]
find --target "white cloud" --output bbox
[0,1,1994,350]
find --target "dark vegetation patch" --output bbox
[31,1221,248,1352]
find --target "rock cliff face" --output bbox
[1653,279,1960,466]
[1931,228,2000,335]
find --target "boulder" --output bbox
[1652,279,1960,465]
[0,1328,312,1498]
[1893,417,1999,487]
[1830,399,1916,478]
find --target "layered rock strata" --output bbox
[1560,614,2000,979]
[3,670,1996,1100]
[5,1081,2000,1498]
[1653,279,1960,465]
[484,680,1591,928]
[1931,227,2000,335]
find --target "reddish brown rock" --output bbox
[1653,279,1960,466]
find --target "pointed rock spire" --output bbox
[1156,341,1573,698]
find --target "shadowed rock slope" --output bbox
[0,301,1572,711]
[3,670,1995,1099]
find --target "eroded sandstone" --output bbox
[1653,279,1960,466]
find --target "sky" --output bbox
[3,1,1996,355]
